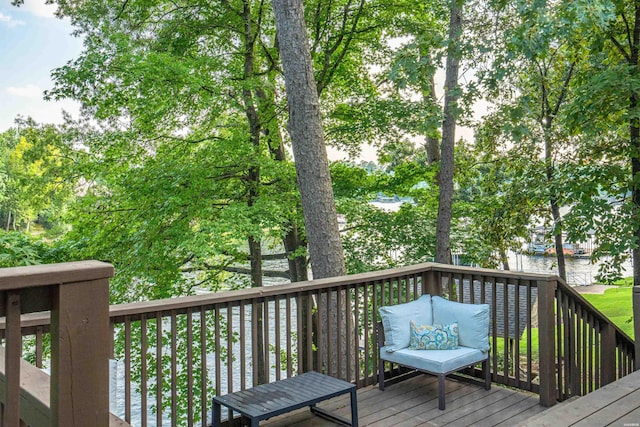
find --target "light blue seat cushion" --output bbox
[380,345,487,374]
[431,296,490,352]
[379,294,433,352]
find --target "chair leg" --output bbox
[483,359,491,390]
[378,358,385,391]
[438,374,446,410]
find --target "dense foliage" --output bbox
[5,0,640,290]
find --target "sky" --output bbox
[0,1,82,132]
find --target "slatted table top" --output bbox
[213,371,356,421]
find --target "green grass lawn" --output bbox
[582,287,635,339]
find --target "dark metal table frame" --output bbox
[212,371,358,427]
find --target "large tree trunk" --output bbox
[271,0,345,279]
[435,0,463,264]
[256,84,309,283]
[272,0,347,378]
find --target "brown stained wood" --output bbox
[537,278,557,407]
[0,260,114,290]
[346,285,353,383]
[274,297,281,382]
[239,304,246,389]
[285,297,292,379]
[214,307,221,395]
[514,280,521,390]
[141,316,147,427]
[35,327,43,369]
[491,278,498,383]
[124,318,131,423]
[170,311,177,427]
[199,307,207,427]
[634,286,640,370]
[0,347,133,427]
[51,278,110,427]
[155,313,162,427]
[363,284,370,386]
[186,311,193,427]
[264,299,271,383]
[601,322,617,387]
[4,291,21,427]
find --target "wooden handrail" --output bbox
[0,261,114,427]
[1,261,636,424]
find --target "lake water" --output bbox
[506,252,633,286]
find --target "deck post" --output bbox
[51,272,112,426]
[424,267,441,297]
[634,285,640,371]
[537,278,557,407]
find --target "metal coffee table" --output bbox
[212,371,358,426]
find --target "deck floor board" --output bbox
[261,374,545,426]
[522,370,640,427]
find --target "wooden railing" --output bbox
[0,261,114,427]
[2,262,636,426]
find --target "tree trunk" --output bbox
[272,0,347,378]
[419,48,440,164]
[435,0,462,264]
[500,248,510,271]
[256,84,310,283]
[271,0,345,279]
[242,0,267,384]
[544,128,567,281]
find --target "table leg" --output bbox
[212,400,222,427]
[350,389,359,427]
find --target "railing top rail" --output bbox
[428,263,559,282]
[0,260,114,290]
[108,262,559,322]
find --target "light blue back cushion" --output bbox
[379,294,433,352]
[431,296,490,352]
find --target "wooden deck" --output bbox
[261,374,546,426]
[523,369,640,426]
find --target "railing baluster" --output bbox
[156,312,163,427]
[141,315,148,427]
[5,291,21,427]
[171,311,177,427]
[285,296,292,378]
[199,307,207,427]
[240,303,246,389]
[186,310,193,427]
[274,297,281,381]
[125,317,132,423]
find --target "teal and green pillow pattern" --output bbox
[408,320,459,350]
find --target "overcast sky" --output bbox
[0,1,82,132]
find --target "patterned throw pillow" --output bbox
[408,320,459,350]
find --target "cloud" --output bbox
[15,0,58,18]
[0,12,25,27]
[6,84,43,98]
